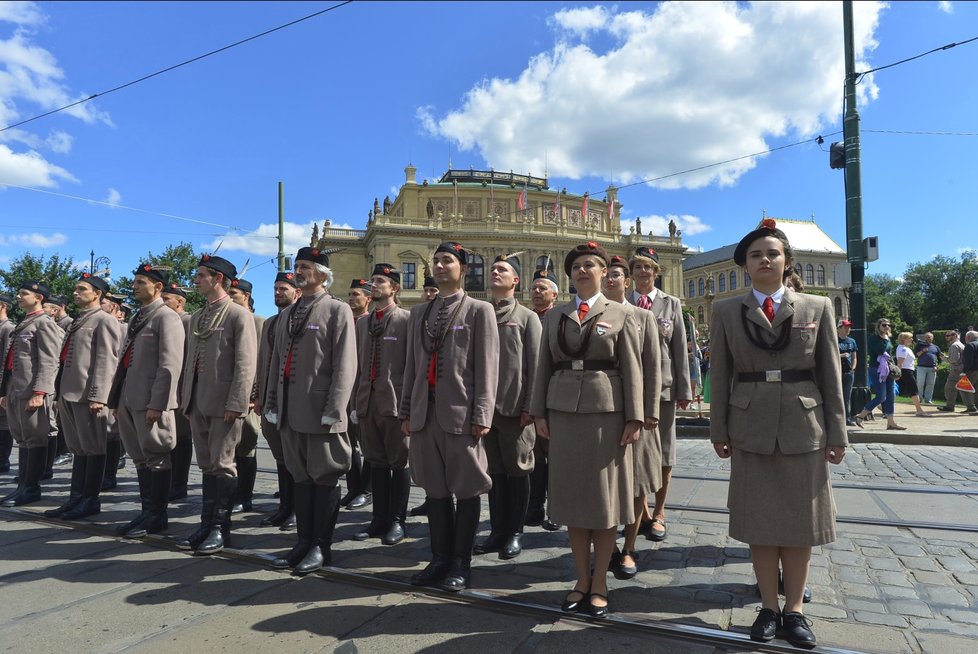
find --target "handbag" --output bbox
[887,361,902,381]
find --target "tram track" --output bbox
[672,473,978,496]
[0,503,871,654]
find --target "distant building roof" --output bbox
[683,218,845,272]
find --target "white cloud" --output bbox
[203,220,358,258]
[619,213,711,237]
[420,2,885,190]
[0,2,45,26]
[0,143,76,186]
[45,129,72,153]
[0,231,67,247]
[105,187,121,206]
[938,1,953,14]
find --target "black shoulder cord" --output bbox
[740,304,792,351]
[557,312,597,358]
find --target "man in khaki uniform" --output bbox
[256,271,300,529]
[176,257,257,555]
[227,277,264,514]
[265,247,357,576]
[44,295,73,330]
[343,278,373,509]
[400,242,499,592]
[352,264,410,545]
[44,295,73,469]
[108,265,185,538]
[100,292,129,490]
[422,276,439,303]
[474,254,541,560]
[0,293,14,476]
[162,282,194,500]
[0,281,63,506]
[628,246,692,542]
[44,273,122,519]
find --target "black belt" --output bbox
[738,370,814,383]
[554,360,617,372]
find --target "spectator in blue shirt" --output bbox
[837,319,858,426]
[914,333,942,404]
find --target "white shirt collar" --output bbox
[752,285,786,308]
[636,287,658,304]
[576,292,603,309]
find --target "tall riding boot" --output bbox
[354,466,390,541]
[409,497,429,517]
[231,456,257,513]
[261,463,295,528]
[101,440,120,491]
[0,429,12,474]
[62,454,106,520]
[474,474,508,554]
[350,460,373,508]
[295,485,341,575]
[383,467,411,546]
[42,436,56,480]
[442,496,481,592]
[271,482,314,569]
[2,446,46,506]
[501,475,530,559]
[53,428,71,465]
[2,448,26,502]
[179,474,218,550]
[411,497,455,586]
[168,436,193,501]
[340,449,363,507]
[44,455,86,516]
[197,475,237,555]
[116,467,151,533]
[127,468,171,538]
[526,459,547,526]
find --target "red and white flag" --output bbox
[553,191,561,220]
[453,180,458,216]
[581,192,589,219]
[517,183,527,211]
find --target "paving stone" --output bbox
[829,551,862,566]
[887,600,934,618]
[803,603,848,619]
[835,567,873,583]
[915,632,978,654]
[871,570,914,587]
[839,582,881,599]
[951,571,978,586]
[847,599,889,613]
[899,556,941,572]
[853,611,910,628]
[859,546,890,558]
[942,609,978,625]
[867,557,904,572]
[890,543,927,557]
[911,570,954,585]
[922,586,972,607]
[939,556,976,573]
[879,585,920,600]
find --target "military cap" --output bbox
[275,271,298,288]
[78,272,110,295]
[434,241,467,264]
[162,282,187,299]
[733,218,790,267]
[296,246,330,267]
[20,280,51,302]
[370,263,400,284]
[563,241,610,276]
[133,263,169,286]
[231,278,253,293]
[422,276,438,289]
[198,254,237,281]
[349,278,370,290]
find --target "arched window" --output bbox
[718,272,726,293]
[465,252,484,292]
[817,264,825,286]
[535,255,555,275]
[834,296,843,318]
[805,264,814,285]
[744,271,752,286]
[794,263,803,278]
[697,306,705,325]
[688,280,695,298]
[729,270,738,291]
[698,278,705,296]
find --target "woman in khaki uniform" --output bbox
[530,242,644,619]
[710,219,847,649]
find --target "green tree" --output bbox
[115,242,205,313]
[0,252,79,320]
[902,252,978,332]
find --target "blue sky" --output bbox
[1,1,974,316]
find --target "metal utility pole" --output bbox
[843,0,870,397]
[278,181,285,272]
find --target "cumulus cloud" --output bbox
[619,213,710,237]
[0,143,76,186]
[938,1,953,13]
[0,2,45,26]
[420,2,885,190]
[0,231,67,247]
[203,221,359,258]
[105,187,121,206]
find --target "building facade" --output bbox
[681,217,850,339]
[312,166,688,306]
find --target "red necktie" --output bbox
[578,302,590,322]
[762,297,775,323]
[637,294,652,310]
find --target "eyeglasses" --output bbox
[880,323,891,327]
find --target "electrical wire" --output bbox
[0,1,354,133]
[863,128,978,137]
[854,35,978,82]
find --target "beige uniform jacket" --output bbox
[625,303,662,421]
[180,298,258,417]
[57,316,73,330]
[256,312,283,413]
[492,298,542,418]
[355,306,410,418]
[529,295,643,422]
[399,292,499,434]
[3,312,63,399]
[57,308,122,404]
[113,299,185,412]
[266,293,357,435]
[709,288,848,455]
[0,319,13,429]
[628,289,692,402]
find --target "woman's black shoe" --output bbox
[587,592,609,618]
[750,608,780,642]
[781,611,816,649]
[561,588,588,612]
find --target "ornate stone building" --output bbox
[311,166,688,306]
[681,217,849,338]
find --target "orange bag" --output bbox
[956,375,976,394]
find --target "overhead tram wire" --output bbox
[0,1,355,134]
[853,34,978,83]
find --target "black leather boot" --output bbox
[261,463,294,527]
[62,454,106,520]
[474,474,508,554]
[177,474,217,550]
[168,436,193,501]
[44,454,86,516]
[1,448,26,502]
[526,458,547,526]
[383,467,410,546]
[501,475,530,560]
[196,475,236,555]
[101,440,120,490]
[42,436,56,480]
[126,468,171,539]
[354,466,390,541]
[409,498,429,517]
[347,459,373,509]
[2,446,45,506]
[410,497,454,586]
[271,482,314,569]
[231,455,257,513]
[294,485,340,576]
[116,467,151,534]
[0,428,12,474]
[442,496,481,592]
[340,449,362,507]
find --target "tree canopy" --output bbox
[114,242,205,314]
[0,253,80,320]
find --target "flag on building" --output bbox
[453,180,458,217]
[552,191,561,221]
[517,183,527,211]
[581,192,589,220]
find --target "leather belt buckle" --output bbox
[765,369,782,382]
[571,360,584,371]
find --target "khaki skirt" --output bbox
[547,409,633,530]
[728,445,837,547]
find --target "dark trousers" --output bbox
[842,372,854,419]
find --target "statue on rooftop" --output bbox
[383,196,391,214]
[426,199,434,219]
[374,198,381,217]
[669,218,677,238]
